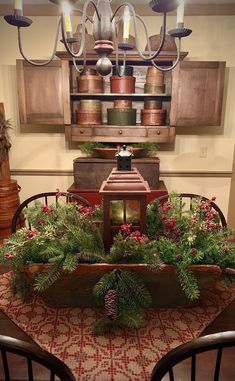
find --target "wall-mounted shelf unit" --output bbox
[16,50,225,146]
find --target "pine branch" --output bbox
[176,265,200,300]
[62,253,78,272]
[118,308,144,329]
[34,265,61,292]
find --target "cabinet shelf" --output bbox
[56,50,188,65]
[71,93,171,101]
[65,125,175,143]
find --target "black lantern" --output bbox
[116,145,133,171]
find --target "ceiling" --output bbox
[1,0,235,3]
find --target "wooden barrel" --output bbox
[110,76,136,94]
[0,179,21,242]
[141,109,166,126]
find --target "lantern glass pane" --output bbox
[126,200,140,224]
[110,200,124,225]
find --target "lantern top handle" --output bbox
[116,145,133,157]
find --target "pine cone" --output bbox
[105,289,118,321]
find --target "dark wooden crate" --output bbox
[22,264,222,308]
[73,157,160,189]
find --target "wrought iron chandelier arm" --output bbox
[151,38,181,72]
[112,3,166,61]
[72,50,87,74]
[133,13,166,61]
[17,18,61,66]
[61,0,100,59]
[115,45,127,77]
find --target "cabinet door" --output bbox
[16,60,70,125]
[170,61,225,126]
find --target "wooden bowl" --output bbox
[93,147,145,159]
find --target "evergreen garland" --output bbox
[1,192,235,332]
[0,200,105,297]
[93,269,152,333]
[34,264,61,292]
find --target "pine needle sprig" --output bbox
[176,265,200,300]
[34,265,61,293]
[93,269,151,331]
[62,253,78,272]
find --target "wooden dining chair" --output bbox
[0,335,75,381]
[157,193,227,228]
[150,331,235,381]
[11,191,92,234]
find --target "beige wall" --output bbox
[0,14,235,225]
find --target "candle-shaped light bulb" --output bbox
[177,0,185,27]
[123,5,131,40]
[14,0,23,15]
[62,1,72,34]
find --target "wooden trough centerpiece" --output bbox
[99,166,150,251]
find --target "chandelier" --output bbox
[4,0,192,76]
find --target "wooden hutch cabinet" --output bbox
[16,53,226,141]
[170,61,225,126]
[16,60,70,125]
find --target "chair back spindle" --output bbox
[11,191,91,234]
[0,335,75,381]
[151,331,235,381]
[157,193,227,228]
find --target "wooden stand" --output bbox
[0,103,21,243]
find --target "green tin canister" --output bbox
[107,108,137,125]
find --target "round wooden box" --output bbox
[144,83,165,94]
[78,100,102,111]
[110,76,136,94]
[141,109,166,126]
[144,99,162,109]
[107,108,136,125]
[146,66,164,86]
[77,74,104,93]
[114,100,132,109]
[76,110,102,125]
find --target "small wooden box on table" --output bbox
[67,157,168,205]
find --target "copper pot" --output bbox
[110,76,136,94]
[114,100,132,109]
[77,74,104,93]
[144,99,162,110]
[76,110,102,125]
[141,109,166,126]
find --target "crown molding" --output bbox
[1,3,235,16]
